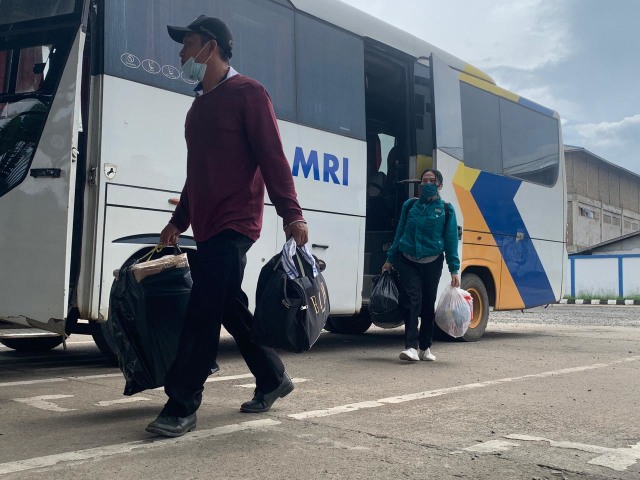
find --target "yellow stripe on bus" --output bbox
[459,73,520,103]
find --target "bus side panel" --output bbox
[276,212,364,315]
[279,122,366,316]
[89,76,193,319]
[464,168,561,309]
[98,189,278,320]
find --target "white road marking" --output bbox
[0,419,281,476]
[2,372,254,390]
[235,378,309,388]
[462,440,521,453]
[289,356,640,420]
[0,378,67,388]
[12,395,76,412]
[205,373,254,383]
[68,374,122,380]
[95,397,151,407]
[505,434,640,472]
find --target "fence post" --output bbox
[570,257,576,297]
[618,256,624,298]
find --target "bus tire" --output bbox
[0,336,63,351]
[461,273,489,342]
[325,312,372,335]
[90,321,118,364]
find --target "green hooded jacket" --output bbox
[386,196,460,273]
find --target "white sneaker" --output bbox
[419,348,436,361]
[399,348,420,361]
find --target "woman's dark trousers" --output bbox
[163,229,284,417]
[396,254,444,351]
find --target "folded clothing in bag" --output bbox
[252,239,329,353]
[104,252,192,395]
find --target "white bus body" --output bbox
[0,0,566,352]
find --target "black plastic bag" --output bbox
[369,270,403,326]
[104,252,192,395]
[253,240,329,353]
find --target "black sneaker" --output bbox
[240,373,294,413]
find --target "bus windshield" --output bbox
[0,35,75,198]
[0,0,77,26]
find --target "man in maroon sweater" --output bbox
[146,16,308,437]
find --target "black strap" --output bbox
[444,202,451,227]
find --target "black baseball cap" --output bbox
[167,15,233,58]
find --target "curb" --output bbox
[558,299,640,305]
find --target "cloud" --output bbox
[564,114,640,173]
[340,0,573,72]
[570,115,640,149]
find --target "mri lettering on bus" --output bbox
[292,147,349,186]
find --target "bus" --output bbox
[0,0,566,356]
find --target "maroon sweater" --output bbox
[170,74,304,242]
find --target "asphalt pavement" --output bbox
[0,304,638,480]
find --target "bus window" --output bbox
[0,0,76,25]
[15,46,51,94]
[378,134,396,175]
[295,13,365,140]
[460,82,502,174]
[500,99,559,186]
[103,0,296,120]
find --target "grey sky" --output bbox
[340,0,640,174]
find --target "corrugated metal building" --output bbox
[565,146,640,253]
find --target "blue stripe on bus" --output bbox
[518,97,556,117]
[471,172,556,306]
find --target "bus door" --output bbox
[0,0,87,335]
[424,54,467,292]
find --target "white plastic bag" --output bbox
[434,285,472,338]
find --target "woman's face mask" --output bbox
[182,43,214,82]
[420,182,439,200]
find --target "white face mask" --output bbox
[182,42,213,82]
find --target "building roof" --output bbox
[564,145,640,181]
[573,229,640,255]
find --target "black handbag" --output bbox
[253,243,329,353]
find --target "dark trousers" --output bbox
[163,230,284,417]
[396,254,444,351]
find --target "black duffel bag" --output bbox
[369,269,403,328]
[103,246,192,396]
[253,240,329,353]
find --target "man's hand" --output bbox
[285,221,308,246]
[159,223,181,246]
[382,262,393,273]
[450,273,460,288]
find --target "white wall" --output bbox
[569,254,640,297]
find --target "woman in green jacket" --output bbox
[382,169,460,362]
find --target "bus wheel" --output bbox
[90,321,118,364]
[0,336,63,351]
[325,311,372,335]
[461,273,489,342]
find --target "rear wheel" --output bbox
[461,273,489,341]
[325,310,372,334]
[90,321,118,364]
[0,336,63,351]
